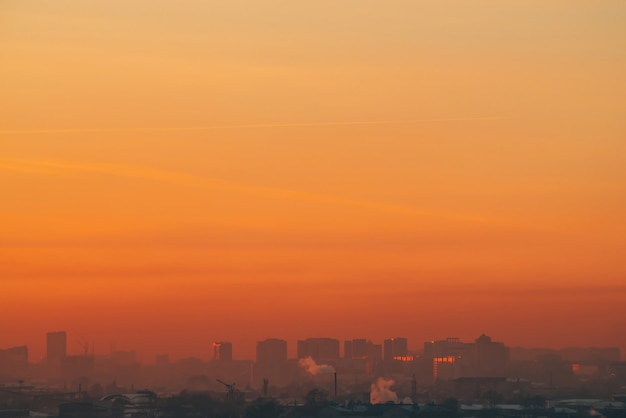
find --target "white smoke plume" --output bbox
[298,356,335,375]
[370,377,398,404]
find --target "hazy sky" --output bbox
[1,1,625,361]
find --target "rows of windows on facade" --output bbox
[0,332,622,388]
[253,337,622,390]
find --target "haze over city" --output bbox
[1,3,626,415]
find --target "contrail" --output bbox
[0,117,502,135]
[1,157,546,230]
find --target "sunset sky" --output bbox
[1,1,625,362]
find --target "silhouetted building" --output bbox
[509,347,558,362]
[213,341,233,361]
[256,338,288,386]
[63,354,95,381]
[366,341,383,362]
[111,350,137,366]
[297,338,340,360]
[383,339,392,362]
[452,376,511,401]
[47,331,66,373]
[353,339,368,358]
[0,346,28,377]
[560,347,620,363]
[342,339,384,372]
[384,337,408,361]
[424,337,474,381]
[475,334,508,377]
[344,339,371,360]
[155,354,169,365]
[344,340,353,359]
[109,350,140,387]
[257,338,287,364]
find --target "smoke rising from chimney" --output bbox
[370,377,398,404]
[298,356,335,375]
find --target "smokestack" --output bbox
[334,372,337,398]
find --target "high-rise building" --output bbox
[366,341,382,362]
[213,341,233,361]
[63,354,95,380]
[256,339,288,386]
[423,337,474,381]
[297,338,340,360]
[47,331,66,371]
[560,347,620,363]
[384,339,393,361]
[353,339,367,359]
[384,337,408,361]
[344,338,381,360]
[0,346,28,377]
[156,354,170,365]
[257,339,287,364]
[344,341,353,359]
[111,350,138,366]
[475,334,508,377]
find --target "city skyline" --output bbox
[3,330,623,364]
[2,0,626,377]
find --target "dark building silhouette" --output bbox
[424,337,475,381]
[384,337,408,361]
[111,350,137,366]
[0,346,28,377]
[109,350,140,387]
[297,338,340,360]
[257,338,287,365]
[213,341,233,361]
[256,338,288,386]
[344,340,353,359]
[475,334,509,377]
[353,339,368,358]
[560,346,620,363]
[63,354,95,381]
[344,339,369,359]
[46,331,66,373]
[155,354,170,365]
[366,341,383,362]
[423,335,509,381]
[343,339,383,373]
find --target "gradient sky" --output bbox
[1,1,625,362]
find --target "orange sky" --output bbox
[1,1,625,362]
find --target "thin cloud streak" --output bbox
[0,157,530,228]
[0,117,503,135]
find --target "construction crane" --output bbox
[74,336,90,355]
[262,378,269,398]
[216,379,236,401]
